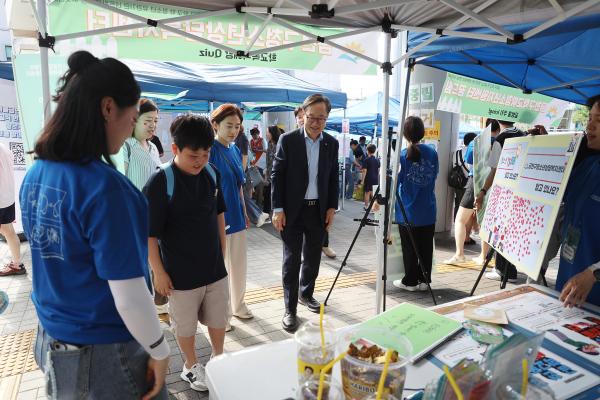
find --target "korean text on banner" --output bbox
[48,0,378,75]
[437,73,569,125]
[0,79,26,233]
[481,134,582,280]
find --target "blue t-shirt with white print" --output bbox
[20,159,149,345]
[395,144,439,227]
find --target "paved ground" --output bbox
[0,199,558,400]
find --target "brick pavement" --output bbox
[0,199,559,399]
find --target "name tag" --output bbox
[561,225,580,264]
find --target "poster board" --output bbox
[481,134,582,279]
[0,79,26,233]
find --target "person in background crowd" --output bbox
[273,95,339,332]
[123,98,162,191]
[394,116,438,292]
[362,144,380,210]
[476,119,525,282]
[264,125,282,214]
[345,140,362,200]
[235,125,249,170]
[122,98,167,316]
[444,119,499,266]
[294,106,336,259]
[150,133,164,158]
[452,132,476,221]
[236,125,268,227]
[145,115,228,392]
[210,104,253,329]
[20,50,169,399]
[0,142,24,277]
[358,136,368,160]
[557,95,600,307]
[249,128,266,207]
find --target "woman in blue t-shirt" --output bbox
[20,51,169,399]
[210,104,253,328]
[394,116,439,292]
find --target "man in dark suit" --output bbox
[271,94,339,332]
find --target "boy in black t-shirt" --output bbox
[144,115,228,392]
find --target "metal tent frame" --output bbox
[23,0,600,313]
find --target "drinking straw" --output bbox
[376,349,393,400]
[521,359,529,397]
[319,303,326,359]
[443,365,464,400]
[317,351,347,400]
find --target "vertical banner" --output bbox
[0,79,26,233]
[481,134,582,279]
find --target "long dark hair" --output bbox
[268,125,281,145]
[403,116,425,162]
[34,51,140,167]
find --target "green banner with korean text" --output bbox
[48,0,378,75]
[437,73,569,125]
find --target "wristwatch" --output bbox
[589,263,600,282]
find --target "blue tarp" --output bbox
[409,13,600,105]
[0,60,347,110]
[327,92,402,136]
[125,61,347,109]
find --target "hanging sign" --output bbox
[341,118,350,134]
[437,73,569,125]
[48,0,379,75]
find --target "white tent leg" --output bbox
[37,0,51,122]
[375,31,392,314]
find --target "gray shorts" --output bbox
[169,277,229,337]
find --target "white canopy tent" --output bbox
[21,0,600,313]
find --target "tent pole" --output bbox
[390,24,507,43]
[36,0,51,122]
[387,31,410,258]
[375,31,392,314]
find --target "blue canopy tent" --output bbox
[0,60,346,113]
[327,92,402,137]
[125,61,347,111]
[409,13,600,106]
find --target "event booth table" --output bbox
[206,285,600,400]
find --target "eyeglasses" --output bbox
[306,116,327,124]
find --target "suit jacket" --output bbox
[271,128,339,227]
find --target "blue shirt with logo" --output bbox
[20,159,149,345]
[210,140,246,234]
[395,144,439,227]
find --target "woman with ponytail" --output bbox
[394,116,439,292]
[21,51,169,399]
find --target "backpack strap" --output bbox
[204,163,217,187]
[160,161,175,202]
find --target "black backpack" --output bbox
[448,149,469,189]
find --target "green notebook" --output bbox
[358,302,463,363]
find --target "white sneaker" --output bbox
[256,213,270,228]
[471,256,485,265]
[485,269,518,283]
[155,303,169,315]
[181,363,208,392]
[392,280,420,291]
[322,246,337,258]
[442,255,466,265]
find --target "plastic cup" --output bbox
[337,327,412,400]
[296,377,344,400]
[295,320,338,384]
